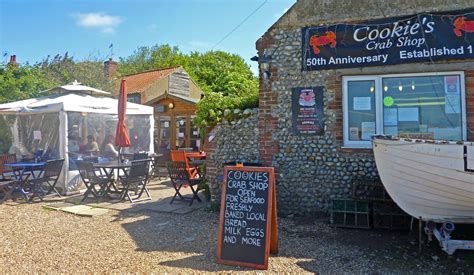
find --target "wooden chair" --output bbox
[167,162,202,206]
[0,154,17,181]
[170,150,198,178]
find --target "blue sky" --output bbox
[0,0,295,74]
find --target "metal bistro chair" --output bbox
[77,161,112,202]
[167,161,202,206]
[28,159,65,202]
[120,159,152,203]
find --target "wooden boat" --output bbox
[372,136,474,224]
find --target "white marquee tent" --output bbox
[0,86,154,192]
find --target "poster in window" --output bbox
[398,108,419,122]
[444,76,460,94]
[353,97,371,111]
[361,122,376,140]
[33,130,42,140]
[349,127,359,140]
[445,95,461,114]
[383,108,398,126]
[291,87,324,135]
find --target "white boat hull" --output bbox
[373,138,474,224]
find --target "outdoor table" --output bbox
[93,162,131,195]
[4,162,46,200]
[185,152,206,160]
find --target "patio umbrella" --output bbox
[115,79,131,162]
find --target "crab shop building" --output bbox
[245,1,474,216]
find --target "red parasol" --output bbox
[116,79,131,159]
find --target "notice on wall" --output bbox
[164,121,169,128]
[353,97,371,111]
[291,87,325,135]
[217,166,278,270]
[398,107,419,122]
[383,108,398,126]
[33,130,42,140]
[361,122,376,140]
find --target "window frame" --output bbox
[342,71,466,148]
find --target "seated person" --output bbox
[100,134,118,158]
[83,135,99,154]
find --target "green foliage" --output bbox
[0,64,53,104]
[118,44,259,132]
[118,44,185,74]
[37,53,117,94]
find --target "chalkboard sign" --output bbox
[291,86,324,135]
[216,166,278,270]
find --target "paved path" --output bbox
[47,177,208,216]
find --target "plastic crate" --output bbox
[330,199,371,229]
[373,202,411,230]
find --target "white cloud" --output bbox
[73,12,123,34]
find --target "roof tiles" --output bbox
[122,67,180,94]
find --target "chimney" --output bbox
[9,55,17,66]
[104,57,118,78]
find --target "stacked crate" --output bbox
[330,199,371,229]
[329,177,411,230]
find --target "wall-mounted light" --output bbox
[252,51,272,79]
[168,102,174,109]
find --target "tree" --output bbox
[0,63,53,104]
[37,53,118,94]
[118,44,185,75]
[118,44,259,131]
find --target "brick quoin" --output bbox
[466,70,474,141]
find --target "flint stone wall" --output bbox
[256,0,474,216]
[205,110,260,204]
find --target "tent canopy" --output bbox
[0,92,154,192]
[45,80,111,96]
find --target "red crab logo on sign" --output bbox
[309,31,337,55]
[453,16,474,37]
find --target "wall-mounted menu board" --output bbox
[216,166,278,270]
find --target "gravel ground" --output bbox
[0,203,472,273]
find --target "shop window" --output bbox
[343,72,466,148]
